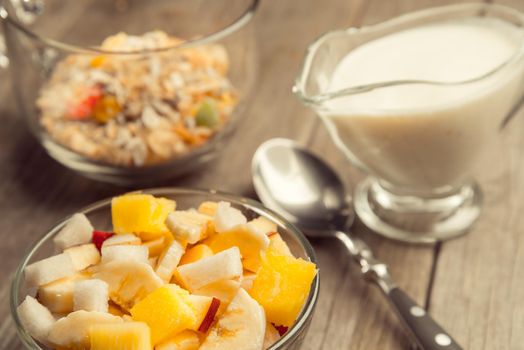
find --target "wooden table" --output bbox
[1,0,523,349]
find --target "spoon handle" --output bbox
[385,287,462,350]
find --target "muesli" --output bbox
[37,31,237,166]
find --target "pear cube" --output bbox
[53,213,94,251]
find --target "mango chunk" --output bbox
[179,244,213,266]
[130,285,196,345]
[249,251,317,327]
[89,321,151,350]
[112,194,175,236]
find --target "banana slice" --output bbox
[155,240,184,282]
[47,310,122,349]
[165,210,211,244]
[64,243,100,270]
[214,202,247,233]
[200,289,265,350]
[92,260,163,310]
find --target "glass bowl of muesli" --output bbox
[1,0,258,184]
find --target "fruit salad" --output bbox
[18,193,317,350]
[37,31,237,167]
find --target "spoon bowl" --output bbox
[252,138,352,235]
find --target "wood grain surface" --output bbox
[0,0,523,349]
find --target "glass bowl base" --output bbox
[354,177,482,244]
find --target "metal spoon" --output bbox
[252,138,462,350]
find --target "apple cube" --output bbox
[74,279,109,312]
[90,321,151,350]
[143,236,167,257]
[38,272,89,313]
[263,323,281,350]
[249,251,317,327]
[193,279,241,310]
[101,245,149,264]
[17,296,55,345]
[130,285,196,345]
[165,210,211,244]
[213,202,247,233]
[25,253,77,287]
[248,216,277,235]
[176,247,242,291]
[53,213,94,251]
[112,194,175,236]
[64,243,101,270]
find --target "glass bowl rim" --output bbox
[0,0,260,55]
[10,187,320,350]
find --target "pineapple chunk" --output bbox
[130,285,196,345]
[38,273,89,313]
[156,330,200,350]
[64,243,101,270]
[165,210,211,244]
[198,201,218,216]
[206,225,269,272]
[249,251,317,327]
[112,194,175,236]
[90,321,151,350]
[180,244,213,266]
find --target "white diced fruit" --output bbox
[73,279,109,313]
[53,213,93,251]
[17,296,55,345]
[101,245,149,264]
[214,202,247,233]
[155,240,184,282]
[177,247,242,291]
[38,273,89,313]
[165,210,211,244]
[25,253,77,287]
[64,244,100,270]
[102,233,141,247]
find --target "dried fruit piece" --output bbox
[195,99,219,128]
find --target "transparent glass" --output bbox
[0,0,258,185]
[294,4,524,243]
[10,188,319,350]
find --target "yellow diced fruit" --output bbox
[156,330,200,350]
[130,285,196,345]
[248,216,277,235]
[38,273,90,313]
[108,301,127,317]
[206,225,269,273]
[143,236,167,257]
[249,251,317,327]
[268,233,294,257]
[90,321,151,350]
[138,230,174,245]
[198,201,218,216]
[165,211,212,244]
[112,194,175,236]
[180,244,213,266]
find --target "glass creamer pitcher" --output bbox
[294,4,524,243]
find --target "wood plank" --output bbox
[429,0,524,347]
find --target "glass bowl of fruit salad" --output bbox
[10,188,319,350]
[1,0,258,184]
